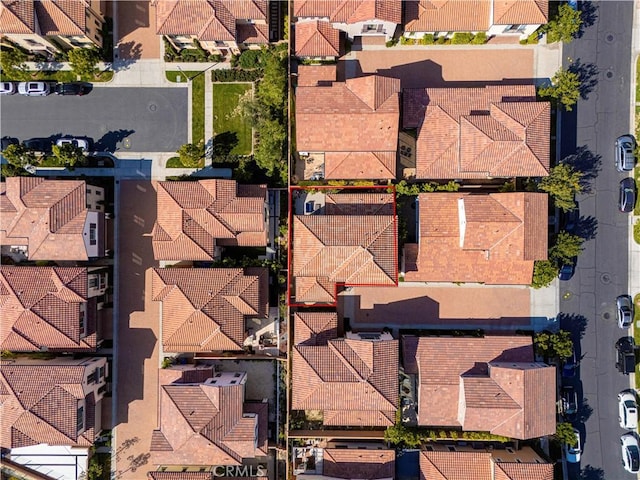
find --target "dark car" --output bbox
[22,138,53,154]
[559,263,575,281]
[616,337,637,375]
[562,349,579,378]
[1,136,19,151]
[562,206,580,233]
[54,82,90,96]
[619,177,637,213]
[562,385,578,419]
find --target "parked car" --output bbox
[17,81,50,96]
[564,428,581,463]
[619,390,638,430]
[621,433,640,474]
[562,349,578,378]
[0,81,16,95]
[562,206,580,233]
[616,337,637,375]
[55,137,93,152]
[562,385,578,419]
[1,136,19,151]
[616,135,637,172]
[619,178,637,213]
[559,263,575,281]
[54,82,90,96]
[22,138,53,154]
[617,295,635,329]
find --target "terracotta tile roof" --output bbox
[294,0,401,23]
[404,192,547,284]
[0,178,102,261]
[292,193,397,304]
[405,335,555,439]
[0,0,35,33]
[492,0,548,25]
[403,85,549,179]
[293,311,339,345]
[297,65,337,87]
[325,151,396,180]
[155,0,266,42]
[151,267,267,352]
[34,0,88,36]
[296,75,400,179]
[420,451,493,480]
[323,448,395,479]
[404,0,491,32]
[495,462,553,480]
[295,20,341,57]
[292,313,398,427]
[0,362,97,449]
[152,180,267,260]
[151,366,268,466]
[0,266,97,352]
[237,22,269,44]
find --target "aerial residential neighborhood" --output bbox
[0,1,638,480]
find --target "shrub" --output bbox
[400,36,416,45]
[420,34,435,45]
[238,49,263,69]
[212,69,262,82]
[451,32,474,44]
[436,35,448,44]
[471,32,487,44]
[385,39,398,47]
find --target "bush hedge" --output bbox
[212,68,263,82]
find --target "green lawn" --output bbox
[165,70,199,83]
[0,70,113,83]
[212,83,252,155]
[191,74,205,144]
[636,56,640,103]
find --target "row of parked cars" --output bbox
[0,81,90,96]
[1,135,93,153]
[615,135,637,213]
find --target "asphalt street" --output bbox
[560,1,634,478]
[0,86,187,152]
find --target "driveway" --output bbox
[343,48,535,88]
[113,180,160,480]
[115,1,160,60]
[0,88,187,152]
[339,285,531,332]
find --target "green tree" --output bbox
[532,260,559,289]
[177,141,205,168]
[67,47,101,78]
[256,48,286,114]
[51,143,86,167]
[395,180,421,196]
[384,423,422,448]
[550,231,584,264]
[538,68,581,111]
[545,4,583,43]
[534,330,574,361]
[538,163,583,212]
[555,422,578,446]
[2,143,36,167]
[253,118,285,175]
[0,47,31,81]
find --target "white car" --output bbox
[619,390,639,429]
[0,81,16,95]
[564,428,581,463]
[55,137,91,152]
[621,433,640,474]
[17,81,50,96]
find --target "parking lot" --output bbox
[0,86,187,152]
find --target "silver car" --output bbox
[617,295,634,329]
[0,81,16,95]
[616,135,637,171]
[619,390,638,430]
[17,81,50,96]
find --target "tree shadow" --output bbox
[574,215,598,241]
[557,312,588,340]
[114,41,142,71]
[562,145,601,193]
[568,59,599,100]
[578,1,599,37]
[575,397,593,424]
[95,129,135,153]
[579,465,605,480]
[212,131,239,158]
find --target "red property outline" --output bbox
[287,185,399,308]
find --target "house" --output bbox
[403,192,548,285]
[151,267,268,353]
[0,356,109,450]
[296,75,401,180]
[294,444,395,479]
[150,365,268,467]
[294,20,341,60]
[291,190,397,305]
[0,0,105,55]
[154,0,270,57]
[0,177,107,261]
[297,64,338,87]
[291,312,399,427]
[403,335,556,440]
[0,266,109,352]
[403,0,548,41]
[293,0,401,42]
[152,180,268,261]
[403,85,550,179]
[419,447,553,480]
